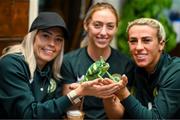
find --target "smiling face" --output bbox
[33,27,64,69]
[84,8,117,49]
[128,25,165,72]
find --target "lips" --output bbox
[135,54,147,61]
[98,40,107,44]
[96,37,109,43]
[97,37,106,41]
[42,48,55,55]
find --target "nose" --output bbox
[99,26,107,35]
[136,41,144,50]
[49,39,56,46]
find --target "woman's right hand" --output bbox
[74,78,120,98]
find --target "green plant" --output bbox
[116,0,177,55]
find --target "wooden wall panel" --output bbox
[0,1,11,37]
[0,0,29,55]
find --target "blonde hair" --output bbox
[81,2,119,47]
[127,18,166,42]
[1,30,64,81]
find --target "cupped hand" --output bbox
[75,78,120,98]
[118,74,128,89]
[114,74,130,100]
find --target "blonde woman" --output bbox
[61,2,134,119]
[114,18,180,119]
[0,12,120,119]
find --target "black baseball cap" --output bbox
[29,12,69,39]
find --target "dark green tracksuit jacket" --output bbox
[0,54,72,119]
[61,47,134,119]
[123,53,180,119]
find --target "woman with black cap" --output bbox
[0,12,121,119]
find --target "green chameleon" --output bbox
[81,56,121,82]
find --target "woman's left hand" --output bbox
[74,78,120,98]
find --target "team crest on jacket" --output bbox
[47,78,57,93]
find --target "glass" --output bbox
[66,110,84,120]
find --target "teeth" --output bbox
[100,38,107,41]
[97,37,107,41]
[44,49,53,54]
[136,54,146,59]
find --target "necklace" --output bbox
[40,78,47,92]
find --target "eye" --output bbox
[142,38,152,43]
[42,33,50,38]
[106,23,115,30]
[93,22,102,29]
[129,38,137,45]
[54,37,64,44]
[56,37,64,42]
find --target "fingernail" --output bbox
[122,74,126,77]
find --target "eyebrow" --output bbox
[129,36,152,39]
[41,29,64,37]
[141,36,152,39]
[92,20,115,24]
[129,37,137,39]
[42,30,53,35]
